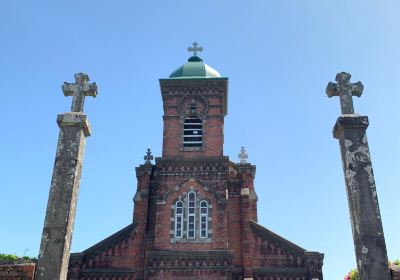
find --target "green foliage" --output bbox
[344,269,359,280]
[0,254,18,261]
[346,260,400,279]
[390,259,400,266]
[0,253,37,262]
[349,269,359,280]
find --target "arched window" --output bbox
[174,200,183,238]
[199,200,208,238]
[187,192,196,238]
[183,117,202,148]
[171,192,212,241]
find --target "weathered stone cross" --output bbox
[187,41,203,57]
[326,72,364,114]
[62,73,98,112]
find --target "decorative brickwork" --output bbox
[67,57,324,279]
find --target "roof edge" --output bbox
[74,223,136,257]
[250,220,306,254]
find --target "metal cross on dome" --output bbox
[187,42,203,57]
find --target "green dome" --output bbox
[169,56,221,79]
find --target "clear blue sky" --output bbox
[1,1,399,279]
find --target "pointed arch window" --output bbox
[183,117,202,148]
[174,200,183,238]
[171,192,212,242]
[200,200,208,238]
[187,191,196,238]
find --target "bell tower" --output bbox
[66,43,324,280]
[159,42,228,158]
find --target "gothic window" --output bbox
[183,117,202,148]
[171,191,211,241]
[187,191,196,238]
[174,200,183,238]
[199,200,208,238]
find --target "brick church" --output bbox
[67,45,324,280]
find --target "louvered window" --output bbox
[183,117,202,148]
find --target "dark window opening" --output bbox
[183,117,202,148]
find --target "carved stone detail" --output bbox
[160,177,223,203]
[146,250,233,272]
[178,94,209,115]
[156,158,228,175]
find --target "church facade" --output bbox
[67,46,324,280]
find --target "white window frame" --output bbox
[174,200,183,238]
[199,200,208,238]
[187,191,196,239]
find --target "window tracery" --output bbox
[172,191,211,241]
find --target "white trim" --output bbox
[187,191,196,239]
[174,200,183,238]
[199,200,208,238]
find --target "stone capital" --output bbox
[135,164,153,177]
[333,114,369,139]
[57,112,91,137]
[237,163,256,177]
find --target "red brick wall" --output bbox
[0,263,35,280]
[227,194,243,266]
[153,179,227,251]
[160,80,226,158]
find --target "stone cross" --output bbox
[326,72,364,114]
[36,73,96,280]
[144,148,153,164]
[187,42,203,57]
[328,72,391,280]
[62,73,98,112]
[238,146,248,164]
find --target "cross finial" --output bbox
[62,73,98,112]
[187,42,203,57]
[144,148,153,165]
[326,72,364,114]
[238,146,248,164]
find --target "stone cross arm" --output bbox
[326,72,364,114]
[62,73,98,112]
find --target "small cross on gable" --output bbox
[326,72,364,114]
[238,146,248,164]
[187,42,203,57]
[144,148,153,164]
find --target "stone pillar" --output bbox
[36,73,97,280]
[238,148,257,280]
[304,251,324,280]
[327,72,390,280]
[132,149,154,280]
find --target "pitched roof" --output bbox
[250,220,305,256]
[71,222,136,260]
